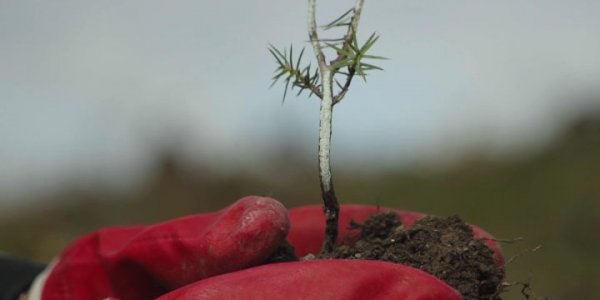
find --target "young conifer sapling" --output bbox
[269,0,386,254]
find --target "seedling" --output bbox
[269,0,385,254]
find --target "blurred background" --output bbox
[1,0,599,298]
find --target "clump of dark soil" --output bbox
[322,212,505,300]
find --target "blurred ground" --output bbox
[1,113,599,299]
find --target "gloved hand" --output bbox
[28,196,289,300]
[157,203,503,300]
[29,196,502,300]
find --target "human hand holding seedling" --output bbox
[27,196,485,300]
[269,0,386,253]
[17,1,505,299]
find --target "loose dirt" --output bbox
[322,212,505,299]
[266,211,505,299]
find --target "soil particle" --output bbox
[266,240,298,263]
[323,211,505,300]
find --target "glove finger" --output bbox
[157,259,461,300]
[108,195,290,289]
[40,196,289,300]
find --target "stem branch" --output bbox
[332,0,364,104]
[308,0,326,69]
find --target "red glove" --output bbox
[157,203,502,300]
[157,259,462,300]
[29,196,502,300]
[29,196,289,300]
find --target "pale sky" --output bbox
[1,0,600,201]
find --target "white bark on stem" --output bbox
[318,69,333,194]
[308,0,366,253]
[308,0,339,253]
[308,0,326,67]
[318,68,338,254]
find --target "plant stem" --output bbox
[308,0,339,254]
[308,0,366,254]
[318,67,339,254]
